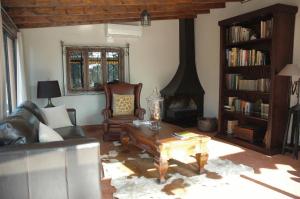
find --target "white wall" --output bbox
[22,0,300,125]
[195,0,300,118]
[21,21,179,125]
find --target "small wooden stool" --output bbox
[282,105,300,159]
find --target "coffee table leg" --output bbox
[195,153,208,174]
[154,156,169,183]
[121,135,130,151]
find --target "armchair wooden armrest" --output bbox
[102,109,112,120]
[135,108,146,120]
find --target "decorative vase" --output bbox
[146,88,164,130]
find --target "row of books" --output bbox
[261,19,273,39]
[226,74,270,92]
[226,98,255,114]
[225,97,270,118]
[226,48,268,67]
[226,26,252,44]
[226,18,273,44]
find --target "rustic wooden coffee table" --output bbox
[121,122,211,183]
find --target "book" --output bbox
[172,131,199,140]
[260,19,273,38]
[261,103,269,119]
[227,120,238,134]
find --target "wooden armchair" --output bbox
[102,83,146,141]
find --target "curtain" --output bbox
[16,32,28,105]
[6,36,17,110]
[0,7,7,120]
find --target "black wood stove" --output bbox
[160,19,205,127]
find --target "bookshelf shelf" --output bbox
[218,4,298,155]
[225,90,270,101]
[225,65,271,76]
[223,110,268,122]
[225,38,272,48]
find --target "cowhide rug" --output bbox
[101,141,254,199]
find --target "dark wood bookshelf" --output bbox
[218,4,298,155]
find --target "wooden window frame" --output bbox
[66,47,125,93]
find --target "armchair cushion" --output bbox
[112,94,135,116]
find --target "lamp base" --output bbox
[45,98,55,108]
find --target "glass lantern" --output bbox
[146,88,164,130]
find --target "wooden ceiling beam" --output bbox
[2,0,238,28]
[5,3,224,17]
[2,0,240,8]
[17,13,207,28]
[12,11,204,24]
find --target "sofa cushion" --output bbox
[55,126,85,140]
[39,122,64,143]
[41,105,73,129]
[0,117,38,146]
[19,101,46,124]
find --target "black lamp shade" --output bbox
[37,81,61,99]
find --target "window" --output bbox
[66,47,124,92]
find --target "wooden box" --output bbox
[233,126,255,142]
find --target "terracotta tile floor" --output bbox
[83,125,300,199]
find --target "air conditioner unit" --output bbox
[105,24,143,38]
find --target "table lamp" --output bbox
[37,80,61,108]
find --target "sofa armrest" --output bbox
[0,138,101,199]
[67,108,77,126]
[135,108,146,120]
